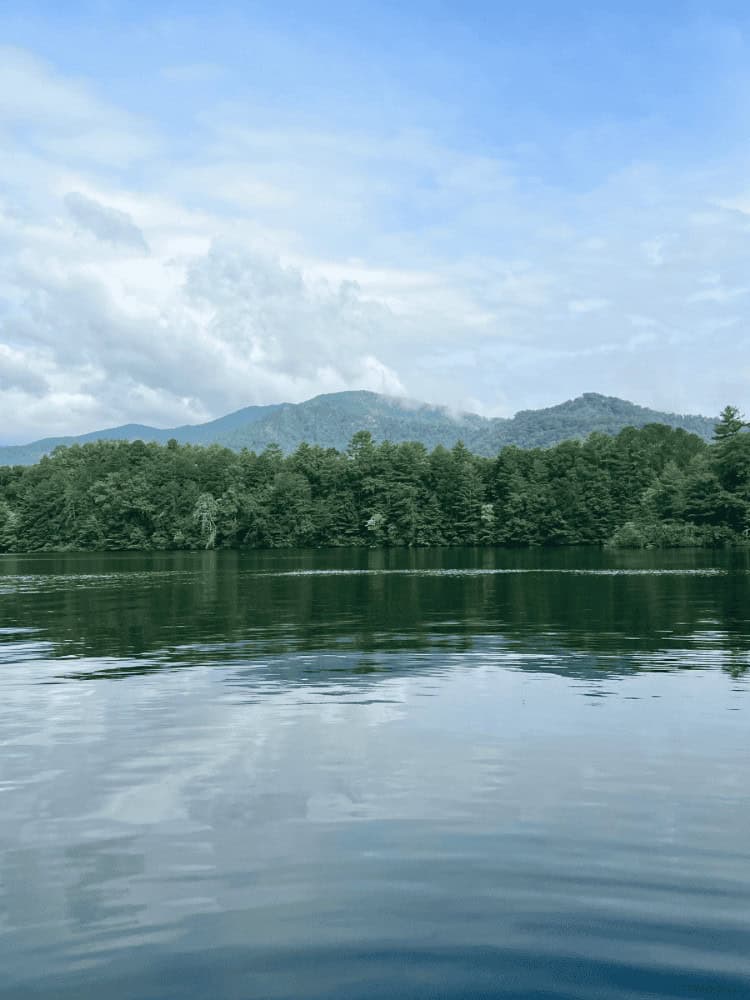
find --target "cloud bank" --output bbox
[1,17,750,442]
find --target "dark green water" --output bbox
[1,547,749,999]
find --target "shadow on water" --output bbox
[0,547,748,686]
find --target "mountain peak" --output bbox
[0,392,717,466]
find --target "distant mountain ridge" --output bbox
[0,391,717,466]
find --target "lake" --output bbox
[1,546,749,999]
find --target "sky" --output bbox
[2,1,750,442]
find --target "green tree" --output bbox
[713,405,746,441]
[0,417,746,553]
[193,493,219,549]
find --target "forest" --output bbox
[0,407,748,552]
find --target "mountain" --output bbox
[0,391,717,466]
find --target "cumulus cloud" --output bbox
[2,39,750,440]
[0,233,406,440]
[65,192,149,252]
[0,344,48,396]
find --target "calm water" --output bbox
[1,547,749,999]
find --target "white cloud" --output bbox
[0,343,48,396]
[2,44,750,440]
[0,232,407,439]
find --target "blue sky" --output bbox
[2,2,750,440]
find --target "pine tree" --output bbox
[713,405,746,441]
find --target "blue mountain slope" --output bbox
[0,391,716,465]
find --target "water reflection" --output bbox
[0,548,748,685]
[0,549,749,999]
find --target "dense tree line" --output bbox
[0,408,748,552]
